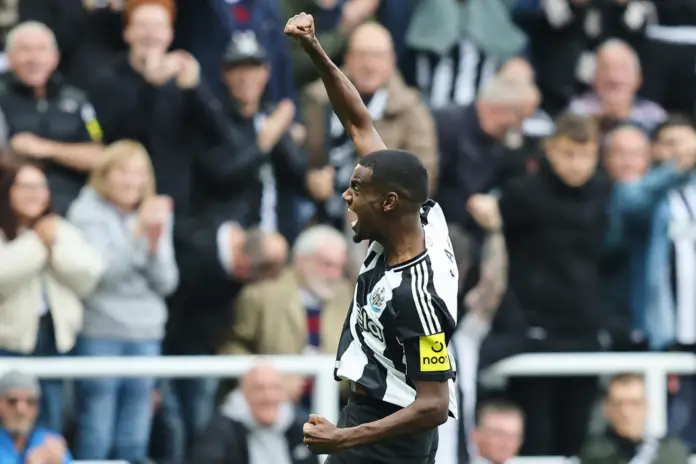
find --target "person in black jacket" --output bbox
[192,363,319,464]
[88,0,228,215]
[468,113,611,457]
[192,31,308,243]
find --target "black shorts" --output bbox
[325,393,438,464]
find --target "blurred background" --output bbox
[0,0,696,463]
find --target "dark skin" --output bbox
[285,12,450,454]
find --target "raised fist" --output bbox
[284,13,315,44]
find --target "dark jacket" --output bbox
[164,217,242,355]
[499,159,612,340]
[89,55,228,214]
[0,72,100,214]
[579,429,689,464]
[192,390,318,464]
[434,104,503,231]
[193,98,307,242]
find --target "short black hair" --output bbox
[653,114,696,141]
[358,149,428,207]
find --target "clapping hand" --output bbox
[137,196,172,253]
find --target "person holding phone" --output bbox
[67,140,179,461]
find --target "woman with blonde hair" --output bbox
[0,159,104,432]
[67,140,179,461]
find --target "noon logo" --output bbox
[419,332,451,372]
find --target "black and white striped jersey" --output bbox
[334,200,459,417]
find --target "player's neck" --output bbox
[381,215,424,268]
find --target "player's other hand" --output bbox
[303,414,347,454]
[284,13,316,44]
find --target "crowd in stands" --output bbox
[1,0,696,463]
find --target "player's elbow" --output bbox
[415,396,449,428]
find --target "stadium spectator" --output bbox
[0,370,72,463]
[637,0,696,115]
[652,115,696,165]
[282,0,380,91]
[404,0,526,110]
[602,123,696,352]
[569,39,667,136]
[579,373,689,463]
[173,0,296,104]
[194,31,308,243]
[304,21,438,231]
[470,113,610,456]
[0,21,105,215]
[67,140,178,461]
[89,0,226,215]
[52,0,128,91]
[434,73,538,231]
[0,160,103,432]
[220,225,352,406]
[470,400,524,464]
[192,363,318,464]
[494,57,554,186]
[163,223,288,459]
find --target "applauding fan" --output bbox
[67,140,179,461]
[0,161,104,433]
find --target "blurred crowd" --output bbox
[1,0,696,463]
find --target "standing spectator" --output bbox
[0,370,73,463]
[219,225,353,406]
[89,0,225,215]
[579,374,689,464]
[405,0,527,110]
[514,0,651,116]
[568,39,666,136]
[304,22,438,230]
[174,0,296,104]
[495,57,555,186]
[642,117,696,450]
[602,123,696,351]
[469,113,610,456]
[434,74,538,231]
[638,0,696,114]
[0,21,105,214]
[194,31,308,243]
[192,363,319,464]
[67,140,178,461]
[164,221,288,460]
[0,161,103,432]
[282,0,380,91]
[470,401,524,464]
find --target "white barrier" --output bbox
[0,355,339,463]
[3,353,696,463]
[483,352,696,437]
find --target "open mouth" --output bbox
[351,220,358,231]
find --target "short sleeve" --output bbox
[392,285,455,382]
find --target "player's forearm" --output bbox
[301,37,372,133]
[340,397,448,449]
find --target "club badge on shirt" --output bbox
[419,332,450,372]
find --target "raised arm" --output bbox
[284,13,386,156]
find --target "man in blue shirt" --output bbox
[0,370,71,464]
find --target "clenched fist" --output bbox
[284,13,316,44]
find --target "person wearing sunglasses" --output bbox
[0,370,72,463]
